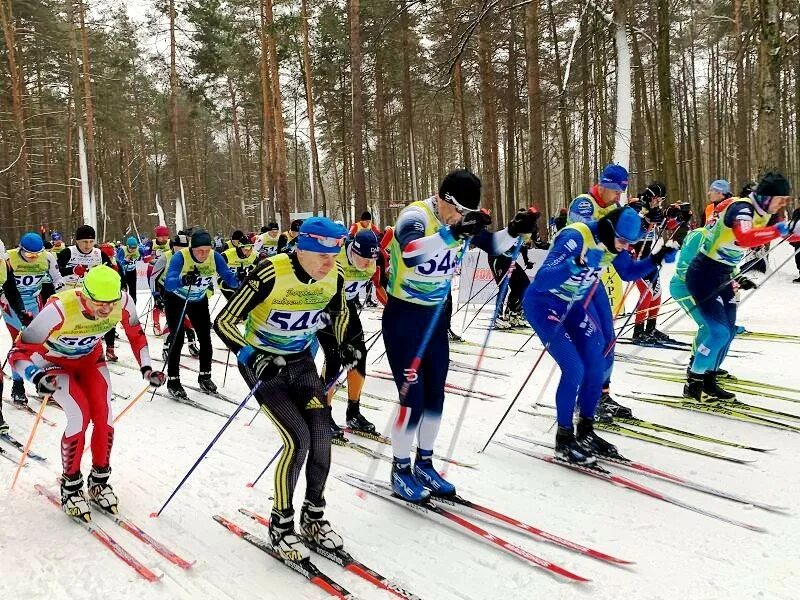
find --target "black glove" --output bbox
[32,369,58,397]
[789,208,800,233]
[650,241,679,266]
[141,367,166,387]
[507,208,540,237]
[19,310,33,327]
[239,346,286,381]
[646,206,664,226]
[735,275,758,290]
[181,270,199,286]
[154,295,166,311]
[340,343,362,371]
[450,210,492,240]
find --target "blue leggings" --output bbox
[685,256,736,374]
[524,292,606,428]
[669,278,708,355]
[382,296,449,460]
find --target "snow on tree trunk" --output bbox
[155,193,166,227]
[612,11,632,172]
[77,125,96,229]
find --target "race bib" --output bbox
[414,249,459,278]
[266,308,326,332]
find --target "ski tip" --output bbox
[148,512,159,518]
[245,483,254,488]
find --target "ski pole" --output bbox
[480,275,601,453]
[246,443,283,488]
[459,251,480,333]
[10,389,50,489]
[150,278,194,402]
[442,238,524,473]
[151,381,260,517]
[112,383,153,425]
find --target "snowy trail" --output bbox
[3,245,800,599]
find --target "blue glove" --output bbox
[775,221,790,237]
[584,248,605,269]
[651,241,678,266]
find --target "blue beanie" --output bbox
[297,217,347,254]
[126,236,138,247]
[20,232,44,253]
[351,230,379,259]
[51,231,62,242]
[709,179,730,195]
[598,164,629,192]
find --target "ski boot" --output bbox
[414,450,456,497]
[598,391,632,419]
[648,319,679,344]
[167,376,188,400]
[187,342,201,358]
[391,457,430,503]
[703,371,736,401]
[576,418,621,459]
[714,368,737,382]
[299,500,344,551]
[329,414,345,441]
[683,371,717,402]
[269,508,310,562]
[197,372,217,394]
[152,321,163,337]
[60,472,91,522]
[554,427,596,465]
[11,379,27,407]
[509,311,527,328]
[88,466,119,514]
[345,402,376,434]
[105,346,118,362]
[494,315,512,330]
[0,404,8,434]
[447,328,463,342]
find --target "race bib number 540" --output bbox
[267,309,325,331]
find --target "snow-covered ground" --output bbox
[2,244,799,600]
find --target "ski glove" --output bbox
[153,295,165,311]
[735,275,758,290]
[339,343,362,371]
[181,270,199,286]
[450,210,492,240]
[73,264,87,278]
[32,369,58,398]
[507,208,539,237]
[142,367,166,387]
[18,310,33,327]
[775,221,790,237]
[581,248,605,270]
[651,241,679,266]
[238,346,286,381]
[789,208,800,233]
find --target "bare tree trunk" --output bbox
[227,76,244,217]
[400,6,418,199]
[168,0,181,215]
[259,0,275,223]
[525,0,546,208]
[478,19,500,218]
[505,5,517,218]
[348,0,367,217]
[300,0,326,216]
[546,0,571,204]
[375,48,391,225]
[656,0,678,195]
[756,0,782,172]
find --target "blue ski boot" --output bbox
[414,450,456,497]
[391,457,430,503]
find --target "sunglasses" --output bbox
[442,192,472,215]
[299,232,345,247]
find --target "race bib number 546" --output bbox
[267,309,325,331]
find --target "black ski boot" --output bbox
[11,379,27,407]
[576,418,621,459]
[197,372,217,394]
[167,376,188,400]
[598,391,632,419]
[269,508,310,562]
[684,371,716,402]
[648,318,678,344]
[88,466,118,514]
[346,401,376,434]
[0,402,8,434]
[299,499,344,551]
[714,368,737,382]
[554,426,596,465]
[703,371,736,401]
[631,322,648,344]
[186,329,200,358]
[329,413,345,441]
[447,328,463,342]
[60,472,91,521]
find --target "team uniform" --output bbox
[214,217,351,563]
[9,266,160,520]
[383,184,530,502]
[116,238,142,305]
[523,208,674,464]
[147,230,171,335]
[256,229,281,259]
[220,246,257,300]
[163,231,239,396]
[0,239,28,432]
[319,232,380,436]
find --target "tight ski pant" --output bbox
[523,291,607,429]
[240,353,331,512]
[382,296,448,461]
[669,278,709,355]
[634,271,662,324]
[165,293,211,378]
[123,270,138,305]
[488,254,530,314]
[320,299,367,385]
[685,255,737,374]
[46,347,114,476]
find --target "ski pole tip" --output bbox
[245,483,254,488]
[149,511,159,518]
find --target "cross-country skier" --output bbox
[703,179,732,226]
[523,206,677,464]
[214,216,356,562]
[684,172,799,401]
[383,169,538,502]
[220,234,257,300]
[57,225,124,362]
[1,232,64,405]
[277,220,303,254]
[163,228,238,397]
[9,265,165,520]
[0,238,28,431]
[146,226,171,335]
[116,237,142,305]
[319,228,380,438]
[566,164,632,419]
[256,222,281,259]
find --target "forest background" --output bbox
[0,0,797,240]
